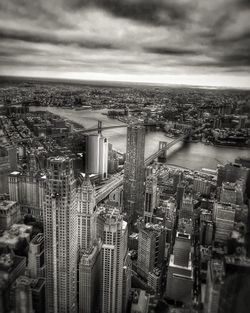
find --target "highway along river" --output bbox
[30,107,250,170]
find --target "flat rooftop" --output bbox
[0,200,17,211]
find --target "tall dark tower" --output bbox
[123,124,145,225]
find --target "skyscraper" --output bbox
[76,174,96,250]
[0,143,17,194]
[137,222,165,280]
[179,194,193,220]
[166,232,193,303]
[204,259,225,313]
[86,134,108,179]
[220,182,237,204]
[43,157,78,313]
[213,202,235,243]
[176,182,185,210]
[28,233,45,279]
[144,173,157,222]
[123,124,145,224]
[14,276,33,313]
[101,208,129,313]
[79,240,102,313]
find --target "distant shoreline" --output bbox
[1,75,250,91]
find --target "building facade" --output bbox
[123,125,145,224]
[101,208,128,313]
[76,174,96,251]
[86,134,108,179]
[43,157,78,313]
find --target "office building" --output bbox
[173,171,183,193]
[144,174,157,222]
[200,210,213,246]
[166,232,193,303]
[148,267,162,293]
[0,200,20,230]
[14,275,34,313]
[137,222,165,280]
[8,170,46,221]
[220,255,250,313]
[108,144,119,174]
[193,177,211,196]
[161,199,177,244]
[101,208,128,313]
[76,174,96,250]
[0,144,17,194]
[86,134,108,179]
[217,162,249,188]
[13,275,45,313]
[204,259,224,313]
[213,202,235,242]
[220,182,237,204]
[79,240,102,313]
[179,194,193,220]
[28,233,45,279]
[43,157,78,313]
[123,124,145,223]
[176,182,185,210]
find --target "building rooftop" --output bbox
[0,200,17,211]
[0,224,33,248]
[176,232,191,240]
[10,171,20,176]
[169,253,192,271]
[30,233,44,245]
[0,252,25,274]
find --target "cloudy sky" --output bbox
[0,0,250,88]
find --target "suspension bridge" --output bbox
[93,121,202,203]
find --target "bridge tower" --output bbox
[98,120,102,134]
[158,141,168,163]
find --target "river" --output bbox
[30,107,250,170]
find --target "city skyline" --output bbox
[0,83,250,312]
[1,1,250,88]
[0,2,250,310]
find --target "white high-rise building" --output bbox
[43,157,78,313]
[28,233,44,278]
[99,136,108,179]
[76,174,96,250]
[86,134,108,179]
[101,208,129,313]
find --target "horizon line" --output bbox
[1,74,250,91]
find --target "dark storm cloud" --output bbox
[221,52,250,67]
[144,46,198,56]
[0,29,118,50]
[68,0,190,26]
[0,0,250,87]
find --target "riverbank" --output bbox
[30,107,250,170]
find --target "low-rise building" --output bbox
[0,200,20,230]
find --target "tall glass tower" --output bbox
[123,124,145,225]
